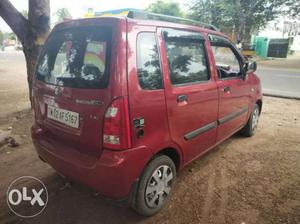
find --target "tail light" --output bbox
[103,97,131,150]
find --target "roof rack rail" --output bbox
[127,9,219,31]
[94,9,219,31]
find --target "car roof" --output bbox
[125,17,226,37]
[53,16,228,39]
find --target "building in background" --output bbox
[258,18,300,53]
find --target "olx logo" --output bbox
[7,176,48,218]
[8,187,45,206]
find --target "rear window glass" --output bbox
[36,26,112,89]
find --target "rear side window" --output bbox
[137,33,163,90]
[36,26,111,89]
[163,29,209,85]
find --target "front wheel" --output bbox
[133,155,176,216]
[240,104,260,137]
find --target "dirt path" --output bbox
[0,96,300,224]
[0,51,30,118]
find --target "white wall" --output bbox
[291,35,300,51]
[258,17,300,39]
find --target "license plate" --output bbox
[47,105,79,128]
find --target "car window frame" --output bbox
[161,28,212,87]
[136,31,164,91]
[209,34,245,81]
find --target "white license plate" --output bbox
[47,105,79,128]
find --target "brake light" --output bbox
[103,97,131,150]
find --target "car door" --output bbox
[157,28,219,164]
[208,35,251,142]
[127,24,171,155]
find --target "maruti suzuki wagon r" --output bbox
[31,10,262,216]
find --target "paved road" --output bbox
[257,65,300,99]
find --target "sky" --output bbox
[0,0,186,32]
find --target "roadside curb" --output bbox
[263,93,300,100]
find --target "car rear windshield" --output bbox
[36,26,112,89]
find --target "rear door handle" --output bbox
[223,86,231,93]
[177,94,188,103]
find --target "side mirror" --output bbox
[216,64,231,71]
[244,61,257,74]
[241,61,257,80]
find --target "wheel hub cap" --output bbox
[145,165,174,208]
[252,108,259,132]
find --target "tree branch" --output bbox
[29,0,50,35]
[0,0,29,42]
[28,0,50,45]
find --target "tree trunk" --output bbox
[23,45,42,105]
[243,22,252,43]
[236,9,246,43]
[234,0,244,43]
[0,0,50,106]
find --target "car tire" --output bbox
[240,104,260,137]
[133,155,176,216]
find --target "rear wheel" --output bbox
[241,104,260,137]
[133,155,176,216]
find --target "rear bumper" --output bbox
[31,124,152,199]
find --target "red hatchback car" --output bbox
[31,10,262,216]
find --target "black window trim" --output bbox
[209,34,245,81]
[136,31,164,91]
[161,28,212,87]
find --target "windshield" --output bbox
[36,26,112,89]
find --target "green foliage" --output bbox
[189,0,230,27]
[8,32,16,40]
[54,8,72,23]
[286,1,300,19]
[146,0,183,17]
[0,30,3,44]
[188,0,294,42]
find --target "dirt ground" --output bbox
[0,96,299,224]
[0,51,30,117]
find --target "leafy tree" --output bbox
[146,0,183,17]
[0,0,50,104]
[8,32,16,40]
[286,2,300,19]
[188,0,295,42]
[0,30,3,44]
[55,7,72,23]
[189,0,228,28]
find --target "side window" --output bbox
[137,33,163,90]
[211,46,240,76]
[163,30,209,85]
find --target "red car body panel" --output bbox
[157,29,219,164]
[32,124,151,198]
[32,17,262,200]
